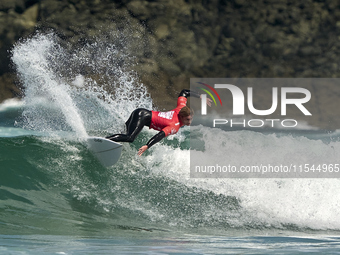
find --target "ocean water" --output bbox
[1,33,340,254]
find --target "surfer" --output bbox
[106,89,211,156]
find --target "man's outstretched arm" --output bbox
[138,131,166,156]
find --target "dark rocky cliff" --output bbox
[0,0,339,128]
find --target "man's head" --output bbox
[179,106,194,126]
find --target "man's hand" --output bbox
[200,94,213,107]
[206,98,212,107]
[138,145,148,156]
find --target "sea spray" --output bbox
[12,33,87,137]
[11,32,152,137]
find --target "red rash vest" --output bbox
[150,96,187,136]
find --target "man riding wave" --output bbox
[106,89,211,156]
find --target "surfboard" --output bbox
[87,137,123,167]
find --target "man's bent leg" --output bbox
[106,109,151,143]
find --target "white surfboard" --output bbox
[87,137,123,167]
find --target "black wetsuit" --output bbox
[106,108,155,145]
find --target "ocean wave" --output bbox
[1,128,340,235]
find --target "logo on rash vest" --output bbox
[158,111,174,120]
[170,123,180,135]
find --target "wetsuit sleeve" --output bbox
[146,131,166,148]
[178,89,200,98]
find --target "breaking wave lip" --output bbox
[0,98,24,112]
[185,125,340,229]
[0,127,45,137]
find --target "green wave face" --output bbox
[0,135,240,236]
